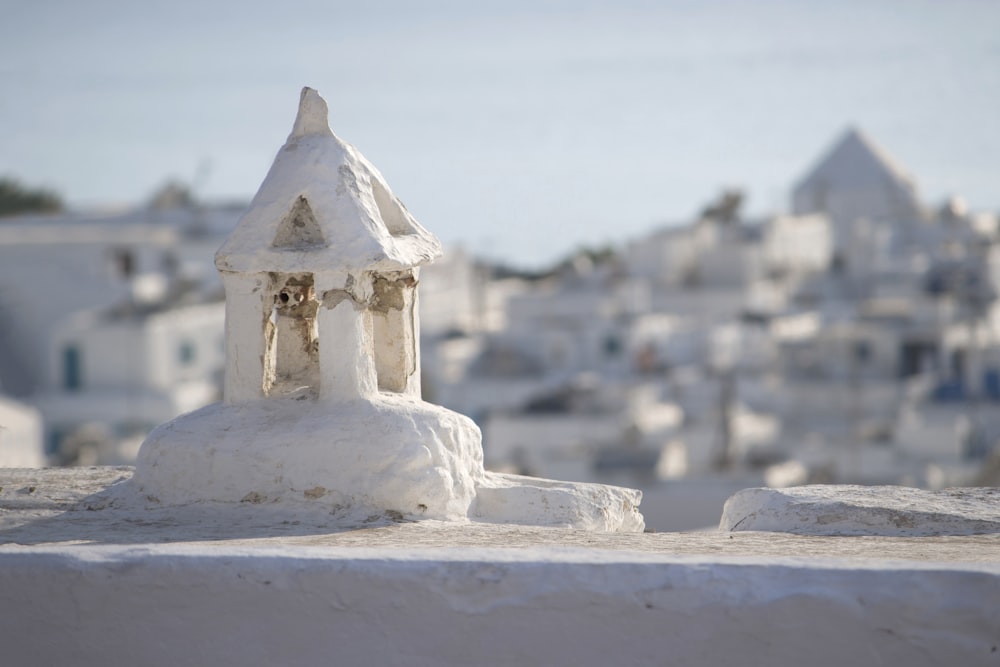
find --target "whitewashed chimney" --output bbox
[215,88,439,403]
[132,88,644,533]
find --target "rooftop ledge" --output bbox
[2,467,999,667]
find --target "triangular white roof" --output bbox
[216,88,442,274]
[791,127,921,222]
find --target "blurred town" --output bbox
[1,127,998,529]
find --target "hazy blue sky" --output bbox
[2,0,998,266]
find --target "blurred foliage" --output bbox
[699,188,743,224]
[148,181,195,210]
[488,243,621,282]
[0,177,64,217]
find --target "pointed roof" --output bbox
[791,127,921,219]
[216,87,442,275]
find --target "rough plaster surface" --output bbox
[473,471,643,533]
[0,469,999,667]
[132,395,642,532]
[721,485,1000,536]
[134,395,484,521]
[2,469,998,558]
[3,547,1000,667]
[215,87,441,276]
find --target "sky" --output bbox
[1,0,998,267]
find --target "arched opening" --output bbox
[371,272,417,393]
[264,272,320,397]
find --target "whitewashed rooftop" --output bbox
[1,468,998,666]
[792,127,923,225]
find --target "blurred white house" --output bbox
[0,184,237,463]
[418,128,1000,530]
[0,392,44,467]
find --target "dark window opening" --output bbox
[63,345,82,391]
[112,249,135,278]
[179,341,196,365]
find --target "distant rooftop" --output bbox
[792,127,923,226]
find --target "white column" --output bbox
[221,272,272,404]
[405,278,422,397]
[315,274,377,401]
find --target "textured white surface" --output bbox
[132,395,642,532]
[133,395,484,520]
[0,470,999,667]
[216,87,441,275]
[473,471,644,532]
[721,485,1000,536]
[0,468,995,561]
[2,546,998,667]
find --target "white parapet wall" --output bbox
[4,544,999,667]
[1,468,999,667]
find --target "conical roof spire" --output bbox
[290,87,334,139]
[216,87,442,275]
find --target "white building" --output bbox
[0,191,239,462]
[0,197,238,398]
[34,298,224,463]
[0,392,45,467]
[421,125,1000,500]
[792,127,925,252]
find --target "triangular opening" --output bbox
[273,196,325,248]
[371,178,412,237]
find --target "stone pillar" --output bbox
[221,272,273,404]
[315,273,377,401]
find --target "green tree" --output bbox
[0,177,64,217]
